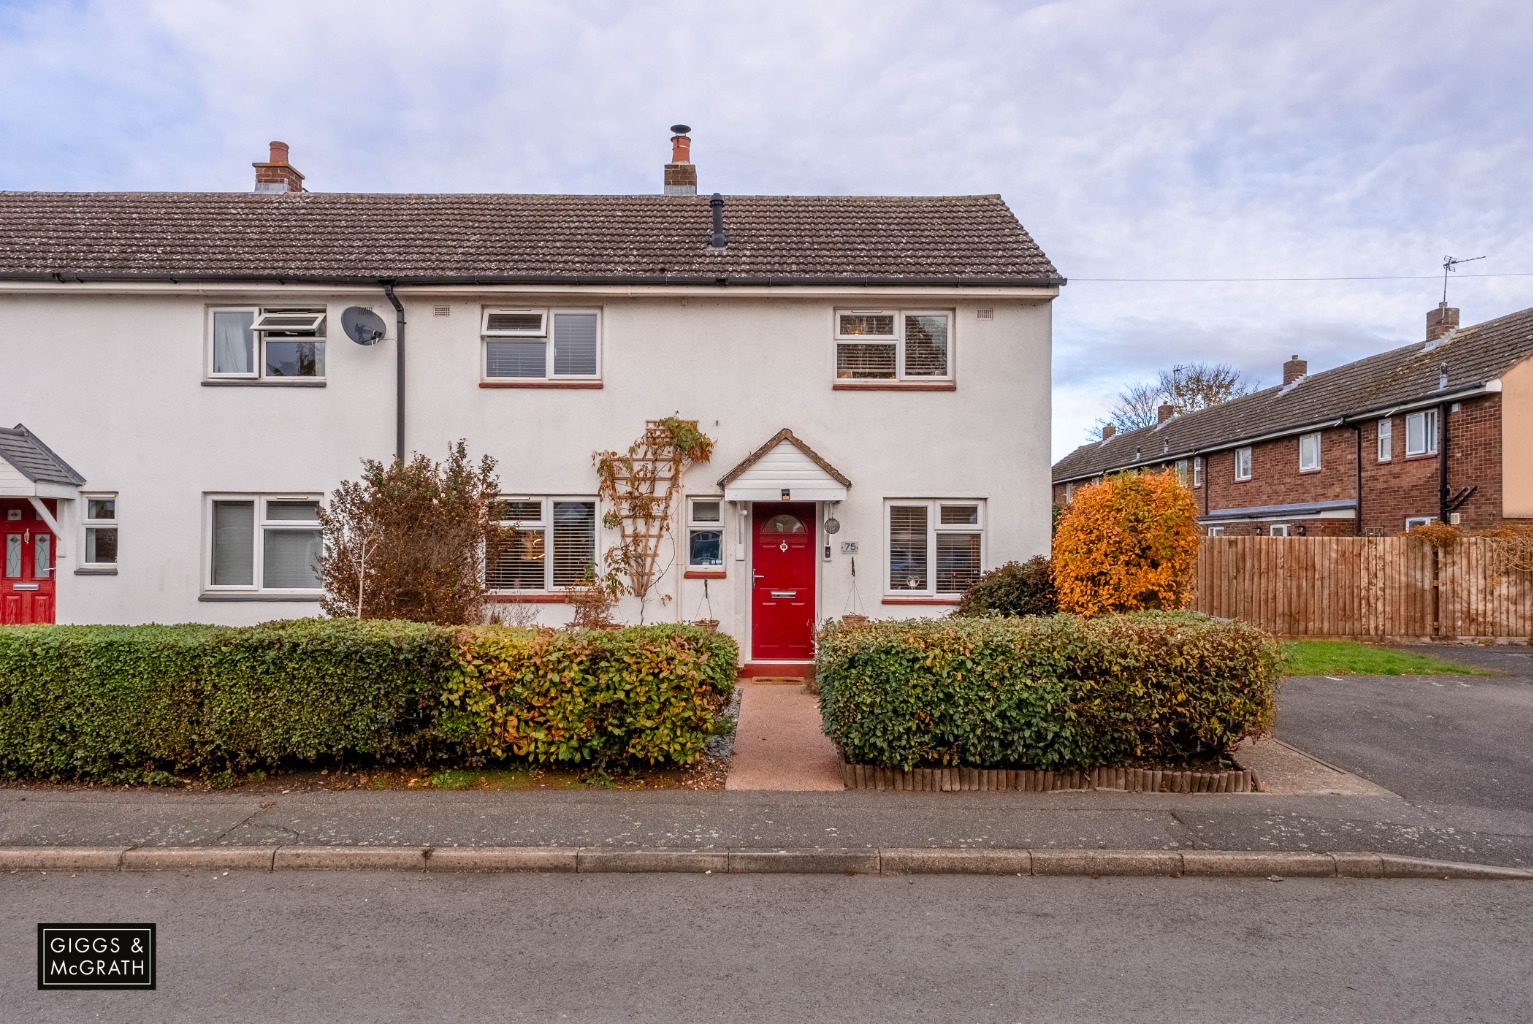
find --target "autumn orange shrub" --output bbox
[1052,473,1199,615]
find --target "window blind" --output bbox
[484,311,546,335]
[888,505,929,590]
[263,529,322,589]
[486,340,547,378]
[552,313,598,376]
[211,500,255,586]
[935,533,980,593]
[837,343,897,379]
[551,501,596,587]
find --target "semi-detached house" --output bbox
[1052,302,1533,537]
[0,131,1063,672]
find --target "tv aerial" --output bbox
[1441,255,1485,304]
[340,306,387,346]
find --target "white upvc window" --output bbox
[1299,432,1322,472]
[488,496,598,591]
[1192,457,1203,488]
[81,494,119,568]
[482,308,601,381]
[687,498,724,569]
[1205,525,1226,537]
[1269,524,1292,537]
[208,307,327,380]
[835,310,952,382]
[1405,516,1437,531]
[205,495,323,593]
[1377,418,1393,462]
[1174,459,1190,487]
[1234,446,1253,481]
[1405,409,1438,456]
[1064,481,1075,503]
[885,500,984,596]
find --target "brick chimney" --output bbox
[1100,424,1116,440]
[1283,354,1307,385]
[253,141,305,193]
[1426,302,1459,341]
[664,125,697,196]
[1157,402,1176,424]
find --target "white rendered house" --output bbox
[0,131,1063,670]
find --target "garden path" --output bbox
[724,681,844,791]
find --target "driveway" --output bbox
[1275,645,1533,833]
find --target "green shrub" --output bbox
[956,557,1057,618]
[0,620,737,780]
[817,612,1281,771]
[0,619,454,780]
[442,624,737,766]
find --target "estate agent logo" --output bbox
[37,924,156,990]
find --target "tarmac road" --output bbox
[3,870,1530,1023]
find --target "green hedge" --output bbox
[0,620,736,781]
[817,613,1281,771]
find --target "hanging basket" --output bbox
[692,618,720,632]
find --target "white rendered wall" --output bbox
[0,286,1054,644]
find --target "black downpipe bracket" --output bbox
[383,282,405,462]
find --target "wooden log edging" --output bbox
[839,763,1257,793]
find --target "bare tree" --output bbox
[1090,362,1257,439]
[316,441,511,625]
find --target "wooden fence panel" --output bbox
[1193,536,1531,640]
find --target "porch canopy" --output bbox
[718,428,850,503]
[0,424,84,543]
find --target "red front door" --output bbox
[751,502,816,661]
[1,500,57,625]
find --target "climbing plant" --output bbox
[593,417,715,623]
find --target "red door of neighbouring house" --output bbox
[751,502,816,661]
[1,501,56,625]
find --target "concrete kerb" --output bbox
[0,846,1530,879]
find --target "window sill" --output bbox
[479,381,604,389]
[1234,477,1253,483]
[486,593,571,603]
[833,381,956,392]
[201,379,327,388]
[1299,468,1322,475]
[74,567,118,576]
[881,595,962,605]
[199,592,323,602]
[1404,452,1437,460]
[684,569,727,579]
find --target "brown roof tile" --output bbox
[0,191,1060,285]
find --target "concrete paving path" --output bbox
[724,681,844,791]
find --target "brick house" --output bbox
[1052,303,1533,536]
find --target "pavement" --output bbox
[6,871,1532,1023]
[724,680,843,791]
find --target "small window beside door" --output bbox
[687,499,724,568]
[82,495,118,569]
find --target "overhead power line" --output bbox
[1069,272,1531,283]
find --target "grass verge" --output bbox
[1281,640,1500,677]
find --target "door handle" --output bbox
[753,571,765,582]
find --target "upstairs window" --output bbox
[1174,459,1189,487]
[1377,418,1393,462]
[482,309,600,381]
[886,500,983,596]
[488,497,597,591]
[1234,446,1253,481]
[1193,457,1203,488]
[1405,410,1438,456]
[209,307,326,379]
[835,310,951,382]
[1299,432,1322,472]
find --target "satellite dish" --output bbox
[341,306,387,346]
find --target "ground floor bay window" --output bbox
[885,499,985,597]
[206,495,322,594]
[488,497,597,592]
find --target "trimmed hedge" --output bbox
[0,620,735,781]
[956,557,1057,618]
[441,624,737,765]
[817,613,1281,771]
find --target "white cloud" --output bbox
[0,0,1528,457]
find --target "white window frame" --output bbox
[203,494,324,594]
[488,495,599,593]
[1405,409,1438,456]
[1205,525,1226,537]
[883,499,985,597]
[1192,457,1203,488]
[1376,418,1392,462]
[1234,446,1253,481]
[1298,432,1322,472]
[1405,516,1436,531]
[1174,459,1189,487]
[207,306,327,381]
[834,309,954,383]
[80,493,119,569]
[686,497,725,570]
[1269,524,1291,537]
[480,307,602,382]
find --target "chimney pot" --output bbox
[1101,424,1116,440]
[253,139,305,193]
[1426,301,1459,341]
[664,125,698,196]
[1283,354,1308,385]
[1157,402,1176,424]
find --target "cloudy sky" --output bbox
[2,0,1528,459]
